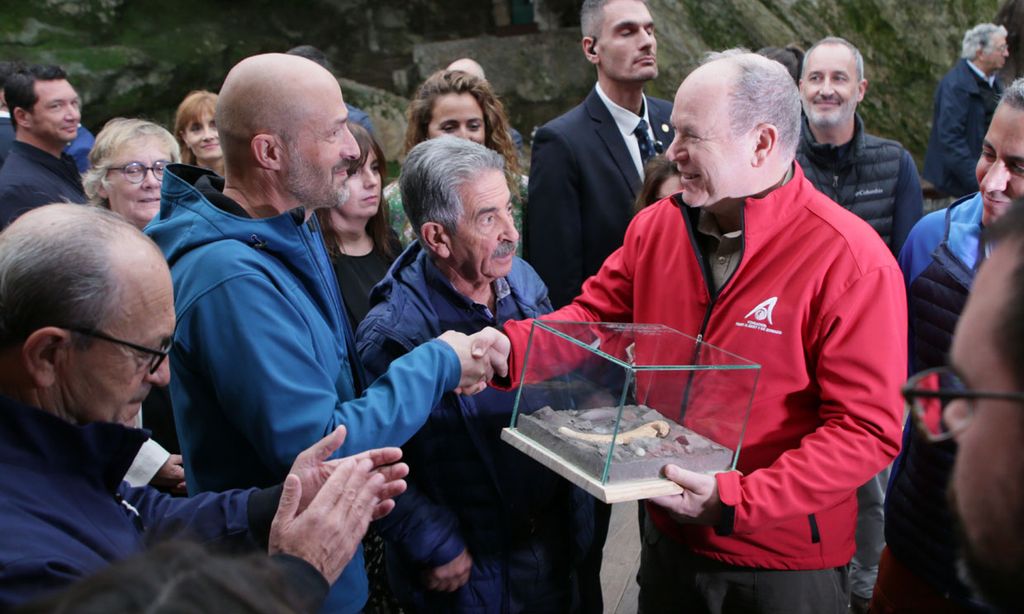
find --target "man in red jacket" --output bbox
[501,50,906,613]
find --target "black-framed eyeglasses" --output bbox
[903,366,1024,442]
[108,160,170,184]
[68,327,172,374]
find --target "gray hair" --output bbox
[1002,77,1024,110]
[82,118,181,209]
[962,23,1008,59]
[400,135,505,244]
[580,0,649,39]
[803,37,865,81]
[0,204,136,347]
[702,49,802,160]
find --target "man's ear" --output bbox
[750,123,779,168]
[21,327,72,389]
[421,221,453,259]
[12,106,31,131]
[582,37,599,65]
[251,133,285,171]
[857,79,868,103]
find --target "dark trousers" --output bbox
[638,516,850,614]
[577,501,611,614]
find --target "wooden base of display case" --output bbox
[501,427,686,503]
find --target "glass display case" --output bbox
[501,321,760,503]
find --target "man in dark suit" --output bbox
[526,0,674,308]
[0,61,18,169]
[924,23,1009,198]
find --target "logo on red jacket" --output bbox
[736,296,782,335]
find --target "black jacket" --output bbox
[525,88,674,307]
[0,141,85,227]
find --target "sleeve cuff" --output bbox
[271,553,330,609]
[247,484,283,549]
[714,470,741,536]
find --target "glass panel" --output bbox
[510,321,760,486]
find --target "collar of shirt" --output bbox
[0,110,9,119]
[595,82,653,178]
[422,252,513,322]
[966,60,996,87]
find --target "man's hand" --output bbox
[286,425,403,513]
[422,548,473,592]
[438,327,510,395]
[149,453,187,495]
[268,454,409,585]
[648,465,723,525]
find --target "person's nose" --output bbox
[141,166,161,189]
[666,135,685,164]
[980,160,1009,195]
[146,356,172,387]
[339,125,358,162]
[505,212,520,244]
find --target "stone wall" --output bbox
[1,0,1003,165]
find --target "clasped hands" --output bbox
[438,327,510,395]
[268,425,408,584]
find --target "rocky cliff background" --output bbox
[0,0,1005,165]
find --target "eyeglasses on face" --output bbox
[108,160,171,184]
[902,366,1024,442]
[68,327,172,374]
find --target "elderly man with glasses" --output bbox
[875,77,1024,612]
[901,202,1024,613]
[0,204,411,609]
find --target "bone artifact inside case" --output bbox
[502,321,760,503]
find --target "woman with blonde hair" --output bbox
[80,116,185,494]
[82,117,180,230]
[173,90,224,175]
[388,69,526,250]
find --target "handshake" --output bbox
[437,326,511,395]
[267,327,511,584]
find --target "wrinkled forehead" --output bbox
[598,0,654,34]
[672,65,732,126]
[33,79,77,104]
[804,44,857,75]
[985,104,1024,154]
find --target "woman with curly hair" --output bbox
[388,69,526,252]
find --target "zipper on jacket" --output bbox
[808,513,821,544]
[678,205,746,415]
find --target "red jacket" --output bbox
[505,164,906,569]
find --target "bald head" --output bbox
[446,58,486,80]
[216,53,346,172]
[698,50,802,161]
[0,204,164,345]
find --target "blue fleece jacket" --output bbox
[146,165,462,613]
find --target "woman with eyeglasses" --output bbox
[83,118,179,231]
[81,117,185,494]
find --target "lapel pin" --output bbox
[661,123,670,133]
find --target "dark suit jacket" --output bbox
[0,141,86,228]
[525,88,674,307]
[923,59,1002,198]
[0,116,13,170]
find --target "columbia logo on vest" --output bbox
[736,297,783,335]
[854,188,884,198]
